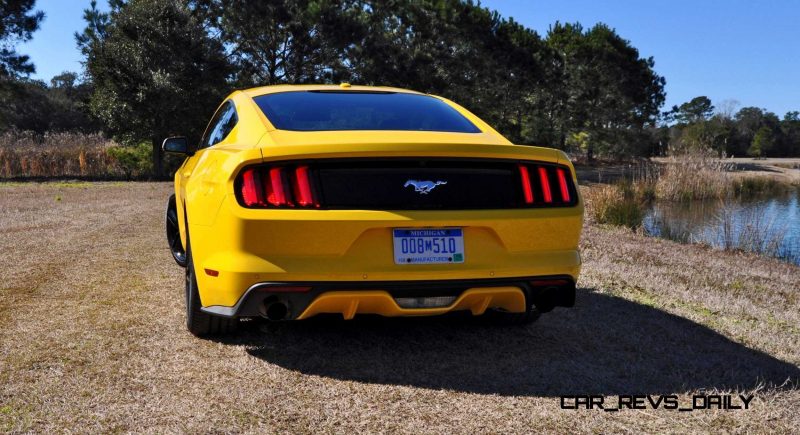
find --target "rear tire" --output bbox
[166,195,188,267]
[185,238,237,336]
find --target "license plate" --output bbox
[393,228,465,265]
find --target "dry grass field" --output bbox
[1,181,798,433]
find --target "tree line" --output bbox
[0,0,798,177]
[664,96,800,158]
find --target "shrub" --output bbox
[0,130,164,180]
[730,176,784,198]
[584,183,645,229]
[653,151,792,201]
[655,152,732,201]
[717,205,788,259]
[0,130,118,178]
[106,142,153,179]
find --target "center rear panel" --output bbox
[317,160,520,209]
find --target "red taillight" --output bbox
[238,164,319,208]
[265,167,291,207]
[518,163,573,206]
[538,166,552,203]
[518,164,534,204]
[557,168,571,202]
[241,168,263,206]
[293,166,318,208]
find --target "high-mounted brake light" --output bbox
[538,166,552,203]
[557,168,571,202]
[518,164,534,204]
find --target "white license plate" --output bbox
[393,228,465,265]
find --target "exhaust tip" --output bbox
[532,286,560,313]
[263,301,289,321]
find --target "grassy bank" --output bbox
[583,153,798,229]
[0,131,155,179]
[584,182,795,263]
[0,181,797,432]
[654,154,793,201]
[582,182,646,228]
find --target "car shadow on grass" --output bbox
[220,288,800,397]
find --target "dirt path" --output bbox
[1,182,798,433]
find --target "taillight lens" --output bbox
[518,164,534,204]
[538,166,553,203]
[236,164,319,208]
[240,168,263,207]
[517,163,575,206]
[293,166,317,207]
[266,167,290,207]
[557,168,571,203]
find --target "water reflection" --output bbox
[643,189,800,265]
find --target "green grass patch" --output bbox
[50,181,93,189]
[731,176,787,198]
[585,182,646,229]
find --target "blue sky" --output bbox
[19,0,800,117]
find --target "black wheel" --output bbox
[166,195,187,267]
[185,243,238,336]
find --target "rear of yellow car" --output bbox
[169,85,583,336]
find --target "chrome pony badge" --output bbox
[404,179,447,194]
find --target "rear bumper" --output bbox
[200,275,576,320]
[189,198,584,308]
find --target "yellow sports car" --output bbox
[164,84,583,336]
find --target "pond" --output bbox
[643,189,800,265]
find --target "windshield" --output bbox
[253,91,481,133]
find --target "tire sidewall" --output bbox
[166,195,188,267]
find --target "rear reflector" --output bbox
[265,286,312,293]
[204,268,220,277]
[395,296,457,309]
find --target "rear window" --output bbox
[253,91,481,133]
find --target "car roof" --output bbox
[241,84,425,98]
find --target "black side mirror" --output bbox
[162,137,191,156]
